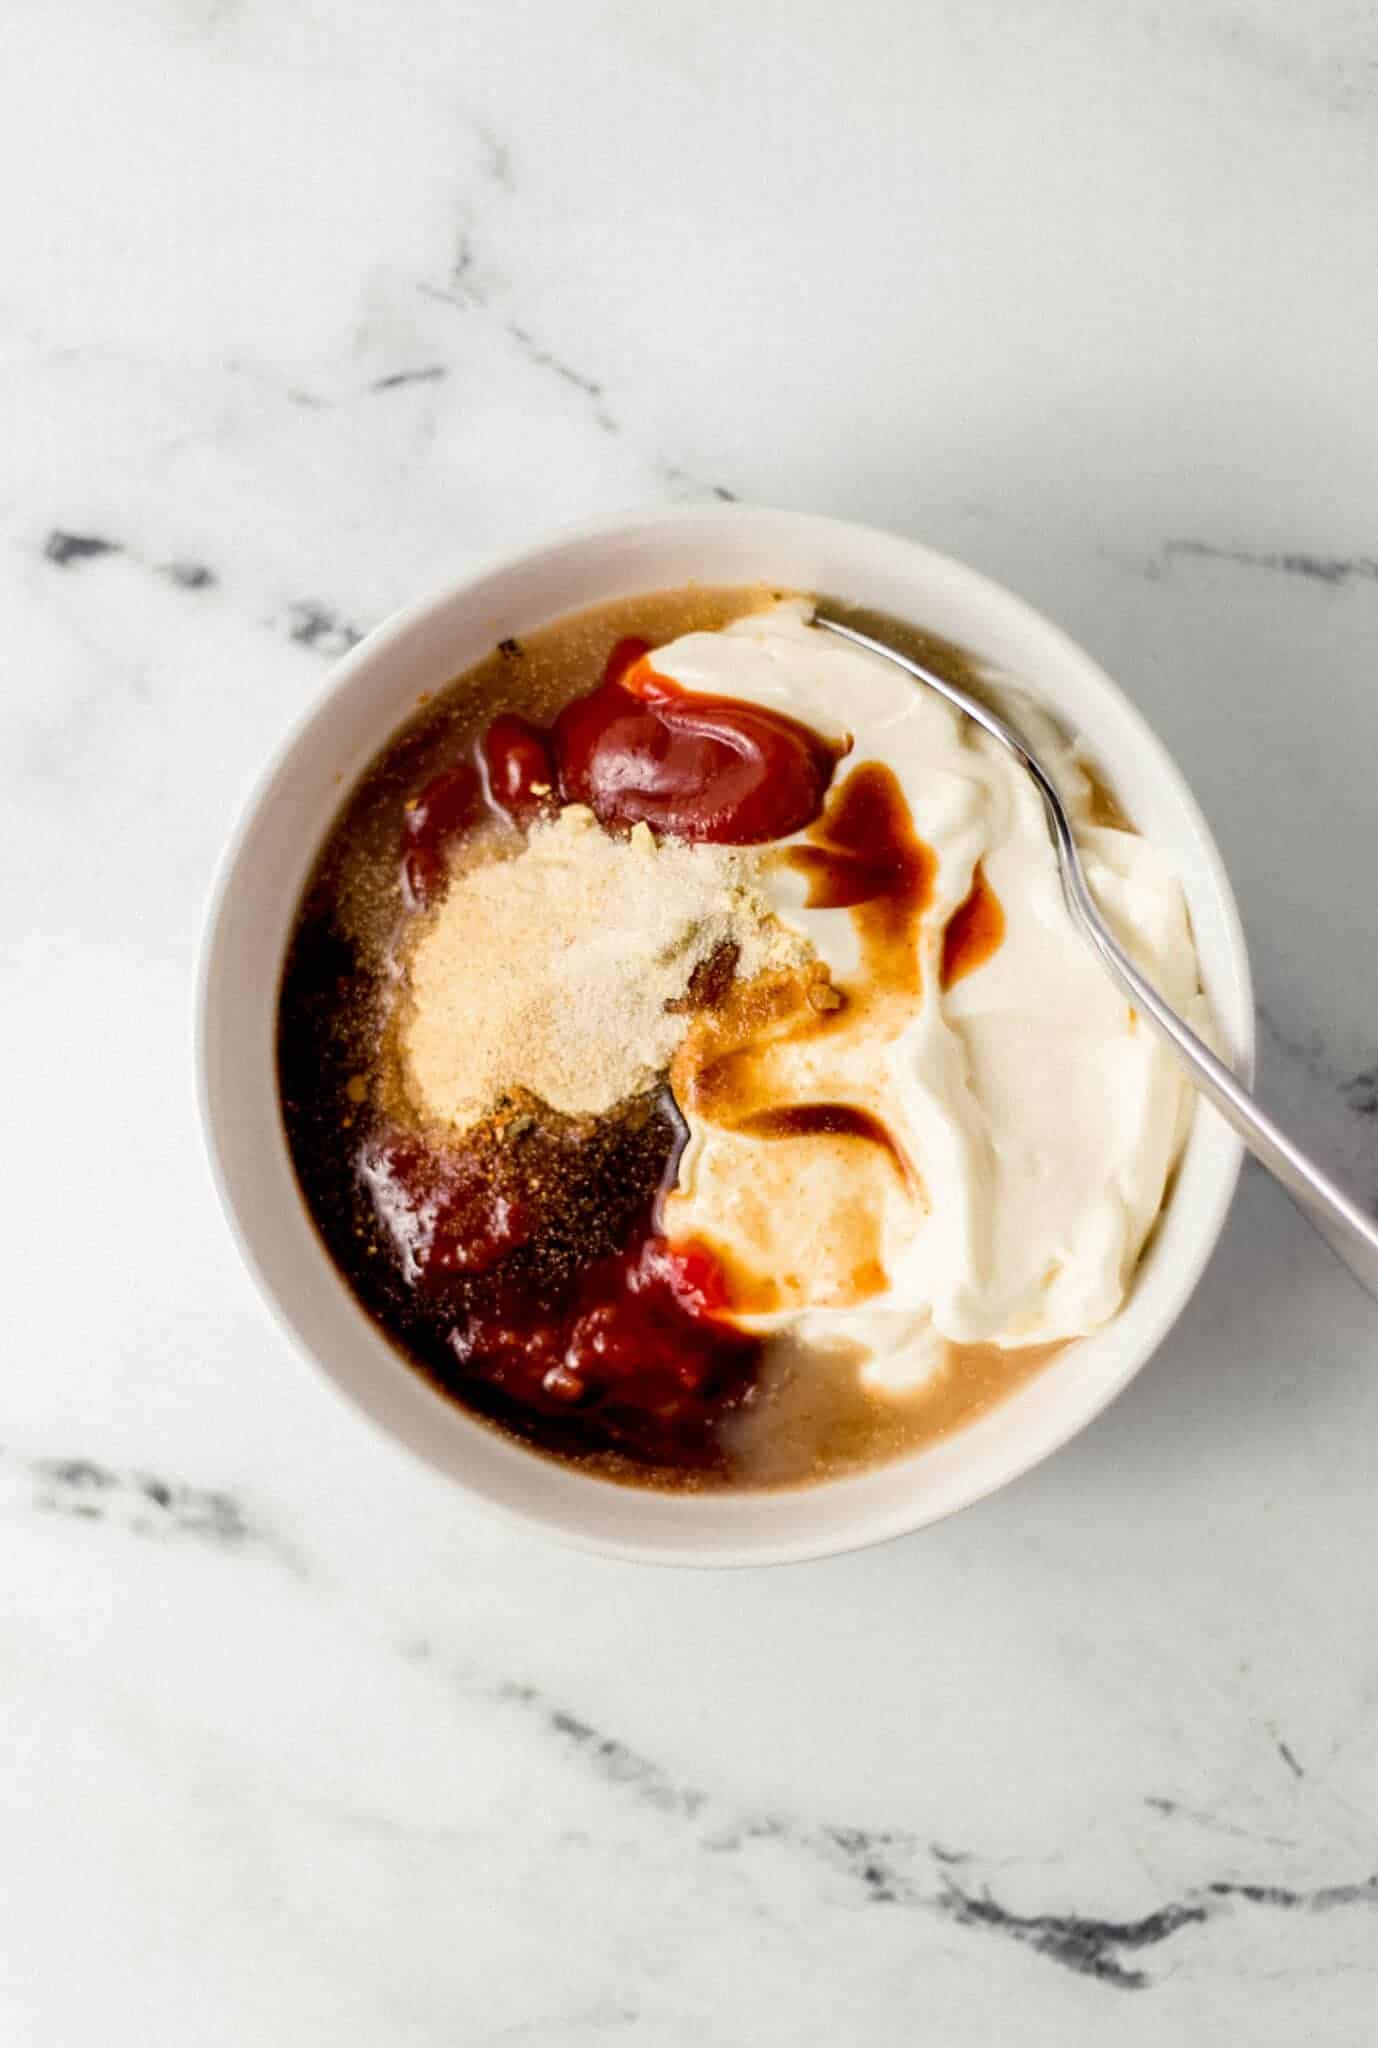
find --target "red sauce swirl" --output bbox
[552,638,842,843]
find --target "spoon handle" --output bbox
[1060,853,1378,1302]
[811,612,1378,1302]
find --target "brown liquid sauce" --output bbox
[788,761,935,997]
[723,1333,1068,1489]
[672,762,936,1144]
[732,1105,918,1195]
[941,861,1005,988]
[670,761,934,1251]
[279,585,1094,1494]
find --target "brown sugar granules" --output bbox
[396,805,810,1134]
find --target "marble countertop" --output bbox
[5,2,1377,2040]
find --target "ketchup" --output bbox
[376,626,843,1462]
[358,1131,532,1283]
[552,638,839,842]
[401,634,841,898]
[400,761,482,907]
[448,1231,758,1467]
[358,1095,760,1468]
[480,712,557,825]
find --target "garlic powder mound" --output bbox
[396,806,808,1132]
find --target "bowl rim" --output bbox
[196,502,1253,1567]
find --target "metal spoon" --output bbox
[811,611,1378,1302]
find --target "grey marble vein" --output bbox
[161,558,217,589]
[503,320,618,433]
[369,364,449,393]
[1209,1874,1378,1913]
[284,600,366,656]
[1143,1796,1298,1851]
[433,232,489,310]
[471,1673,1378,1994]
[1142,539,1378,588]
[654,457,741,504]
[1256,1005,1378,1177]
[43,529,121,568]
[475,121,515,193]
[415,192,620,435]
[936,1885,1209,1990]
[37,515,383,687]
[16,1451,268,1552]
[1343,1066,1378,1118]
[41,526,217,598]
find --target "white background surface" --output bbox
[4,2,1377,2040]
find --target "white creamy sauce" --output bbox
[655,601,1208,1392]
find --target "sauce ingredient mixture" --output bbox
[279,589,1206,1487]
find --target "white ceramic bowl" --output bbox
[198,505,1253,1566]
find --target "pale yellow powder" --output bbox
[397,806,809,1131]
